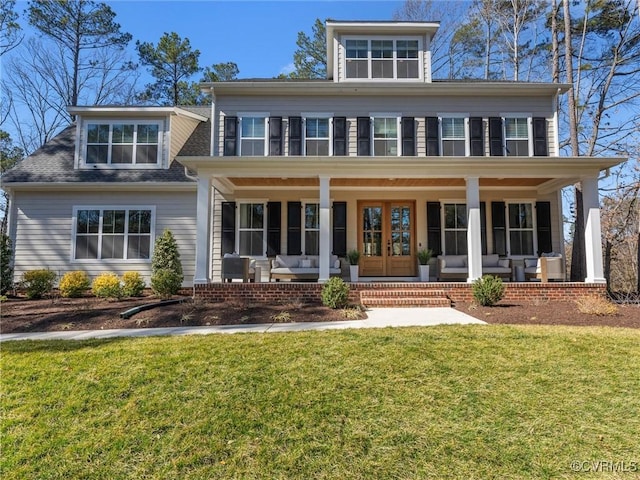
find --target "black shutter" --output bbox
[533,117,548,156]
[269,117,283,156]
[333,117,347,156]
[425,116,440,156]
[470,117,484,156]
[223,116,237,156]
[266,202,281,256]
[287,201,302,255]
[489,117,504,156]
[288,116,302,156]
[427,202,442,256]
[221,201,236,255]
[401,116,416,156]
[332,201,347,257]
[491,201,507,256]
[480,201,487,255]
[536,201,553,255]
[357,117,370,156]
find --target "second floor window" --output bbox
[240,117,266,156]
[86,122,160,166]
[373,117,398,156]
[441,118,466,156]
[505,118,529,156]
[305,118,330,156]
[345,38,421,80]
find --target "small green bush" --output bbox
[1,234,13,295]
[472,275,505,307]
[321,277,350,309]
[92,273,122,299]
[151,269,182,299]
[22,269,57,299]
[59,271,90,298]
[122,271,145,297]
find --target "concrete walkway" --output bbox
[0,308,485,342]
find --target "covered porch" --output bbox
[177,155,621,285]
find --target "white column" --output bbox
[194,175,212,284]
[582,176,606,283]
[318,175,331,283]
[466,177,483,283]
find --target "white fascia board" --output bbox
[67,106,207,122]
[4,182,196,192]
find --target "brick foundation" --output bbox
[194,281,607,305]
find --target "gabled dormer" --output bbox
[326,21,439,83]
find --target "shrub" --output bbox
[472,275,505,307]
[92,273,122,299]
[346,249,360,266]
[417,248,433,265]
[59,271,90,298]
[576,296,619,316]
[1,234,13,295]
[321,277,350,309]
[151,269,182,299]
[151,230,183,298]
[122,271,145,297]
[22,269,57,299]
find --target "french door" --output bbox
[359,201,416,277]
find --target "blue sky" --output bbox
[105,0,406,79]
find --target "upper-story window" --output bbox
[85,121,161,167]
[441,117,467,156]
[373,117,398,156]
[305,118,330,156]
[240,116,267,156]
[345,38,421,80]
[504,117,530,156]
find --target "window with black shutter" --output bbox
[489,117,504,156]
[287,202,302,255]
[532,117,548,156]
[269,117,282,156]
[221,201,236,255]
[357,117,371,156]
[470,117,484,156]
[401,117,415,156]
[536,201,553,254]
[427,202,442,255]
[332,202,347,257]
[425,117,439,156]
[266,202,281,256]
[333,117,347,156]
[491,201,507,255]
[288,116,302,156]
[223,116,237,156]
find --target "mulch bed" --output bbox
[1,294,638,334]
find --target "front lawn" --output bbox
[2,326,639,479]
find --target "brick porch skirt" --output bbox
[193,282,607,305]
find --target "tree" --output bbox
[0,0,21,56]
[0,130,24,236]
[0,233,13,294]
[202,62,239,82]
[137,32,201,106]
[288,18,327,79]
[151,229,183,298]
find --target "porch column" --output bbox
[466,177,483,283]
[318,175,331,283]
[582,176,606,283]
[194,175,211,284]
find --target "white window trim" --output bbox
[71,206,156,262]
[342,35,424,81]
[301,200,320,256]
[236,199,268,258]
[301,113,333,156]
[438,114,469,157]
[506,200,537,257]
[501,114,533,156]
[441,201,468,256]
[370,113,401,157]
[238,113,269,156]
[80,119,164,169]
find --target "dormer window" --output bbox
[85,121,161,166]
[344,38,422,80]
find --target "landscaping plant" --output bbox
[121,271,145,297]
[417,248,433,265]
[472,275,505,306]
[21,269,56,299]
[321,277,350,309]
[91,272,122,299]
[0,234,13,294]
[346,249,360,265]
[58,271,91,298]
[151,229,183,298]
[575,295,619,315]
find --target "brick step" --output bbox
[361,296,452,308]
[360,289,447,298]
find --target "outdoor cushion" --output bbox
[482,254,500,267]
[441,255,467,268]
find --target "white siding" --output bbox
[11,190,197,287]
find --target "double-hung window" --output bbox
[240,116,266,156]
[373,117,398,156]
[441,117,467,156]
[345,40,369,79]
[371,40,394,78]
[238,202,265,256]
[305,118,330,156]
[508,202,535,256]
[74,207,153,260]
[443,203,467,255]
[505,117,530,156]
[303,203,320,255]
[396,40,419,78]
[344,38,422,80]
[85,122,161,166]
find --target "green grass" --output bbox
[2,326,639,479]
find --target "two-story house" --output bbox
[2,20,621,288]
